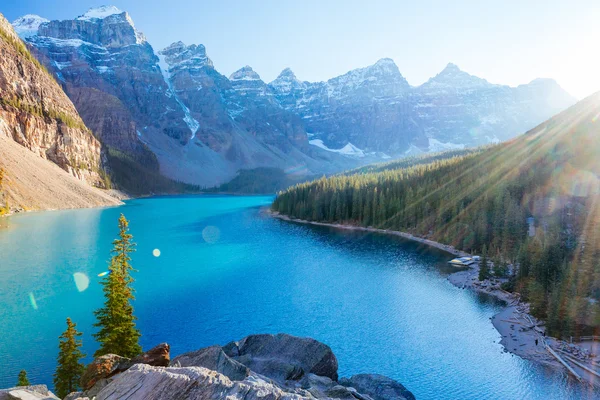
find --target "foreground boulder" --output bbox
[80,343,171,390]
[75,364,312,400]
[0,385,59,400]
[66,334,414,400]
[171,345,250,381]
[340,375,416,400]
[222,334,339,382]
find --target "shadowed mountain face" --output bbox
[13,6,576,188]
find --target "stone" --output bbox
[46,335,414,400]
[80,354,131,390]
[340,374,416,400]
[171,345,250,381]
[0,385,59,400]
[68,364,312,400]
[131,343,170,367]
[223,333,339,382]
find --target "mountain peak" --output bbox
[230,66,261,81]
[159,41,213,69]
[12,14,49,38]
[76,5,123,20]
[527,77,559,86]
[442,62,461,73]
[421,62,492,91]
[269,68,305,94]
[278,67,296,80]
[373,58,396,67]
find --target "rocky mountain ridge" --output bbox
[0,13,120,212]
[12,6,576,189]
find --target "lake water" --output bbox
[0,195,596,399]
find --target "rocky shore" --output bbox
[2,334,414,400]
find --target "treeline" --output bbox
[208,167,315,194]
[344,148,481,176]
[105,148,202,196]
[273,93,600,338]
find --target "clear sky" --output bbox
[2,0,599,98]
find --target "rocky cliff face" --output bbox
[0,13,103,186]
[17,6,189,171]
[64,334,415,400]
[12,6,576,189]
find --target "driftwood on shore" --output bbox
[545,343,583,382]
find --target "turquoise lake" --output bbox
[0,195,597,399]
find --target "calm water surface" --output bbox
[0,195,596,399]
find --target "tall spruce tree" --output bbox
[17,370,29,386]
[53,318,85,398]
[479,245,490,281]
[93,214,142,358]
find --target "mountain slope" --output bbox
[0,13,120,211]
[273,92,600,336]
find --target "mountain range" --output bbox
[10,6,577,190]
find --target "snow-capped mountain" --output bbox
[12,14,48,38]
[12,6,577,187]
[269,61,576,154]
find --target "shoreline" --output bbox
[0,189,128,218]
[266,210,571,373]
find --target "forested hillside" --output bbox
[273,92,600,337]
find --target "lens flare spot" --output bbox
[73,272,90,292]
[153,248,161,257]
[202,226,221,243]
[28,292,38,310]
[97,271,110,277]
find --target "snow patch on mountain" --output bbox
[30,36,106,50]
[12,14,48,38]
[157,52,200,138]
[77,5,123,20]
[428,138,466,152]
[309,139,365,157]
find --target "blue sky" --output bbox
[2,0,599,98]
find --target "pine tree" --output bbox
[17,370,29,386]
[479,245,490,281]
[54,318,85,398]
[93,214,142,358]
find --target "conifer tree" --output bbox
[93,214,142,358]
[479,245,490,281]
[17,370,29,386]
[53,318,85,398]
